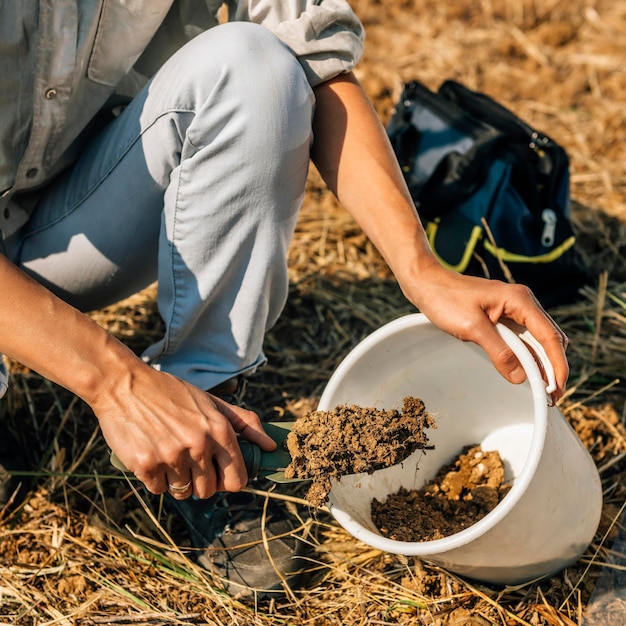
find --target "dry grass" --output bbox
[2,0,626,624]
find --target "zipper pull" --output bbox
[541,208,557,247]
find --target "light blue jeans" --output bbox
[4,23,315,391]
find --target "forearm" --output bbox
[0,254,137,405]
[310,72,569,398]
[0,254,276,495]
[311,72,438,282]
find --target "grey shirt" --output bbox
[0,0,364,239]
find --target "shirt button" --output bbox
[26,168,39,178]
[45,88,58,99]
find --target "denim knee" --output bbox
[151,21,314,128]
[146,21,315,221]
[187,22,314,152]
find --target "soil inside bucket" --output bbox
[372,444,512,541]
[284,397,511,537]
[284,396,435,507]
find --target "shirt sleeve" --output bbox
[227,0,365,87]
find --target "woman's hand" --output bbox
[399,259,569,402]
[93,360,276,500]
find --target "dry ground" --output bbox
[1,1,626,624]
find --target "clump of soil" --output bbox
[284,396,435,506]
[372,444,512,541]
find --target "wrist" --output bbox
[38,308,143,407]
[392,248,448,309]
[71,327,142,407]
[385,229,440,284]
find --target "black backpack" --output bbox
[387,79,591,308]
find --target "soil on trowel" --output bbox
[284,396,435,507]
[372,444,512,542]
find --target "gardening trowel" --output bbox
[109,421,305,484]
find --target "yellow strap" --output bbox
[484,236,576,264]
[427,217,576,271]
[426,220,483,273]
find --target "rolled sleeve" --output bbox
[228,0,365,86]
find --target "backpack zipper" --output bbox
[541,208,557,246]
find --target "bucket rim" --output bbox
[321,313,551,555]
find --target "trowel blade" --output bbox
[263,471,303,483]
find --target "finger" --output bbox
[518,310,569,400]
[134,466,168,496]
[495,285,569,398]
[212,445,249,493]
[165,469,193,500]
[188,459,218,499]
[210,395,277,452]
[198,417,249,494]
[470,316,527,385]
[118,449,166,495]
[209,442,248,494]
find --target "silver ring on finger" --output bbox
[167,480,192,494]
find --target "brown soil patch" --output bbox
[372,444,511,542]
[284,396,435,506]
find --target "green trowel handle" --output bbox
[238,439,262,478]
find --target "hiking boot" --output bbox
[166,487,308,597]
[164,375,310,597]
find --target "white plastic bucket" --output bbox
[319,313,602,584]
